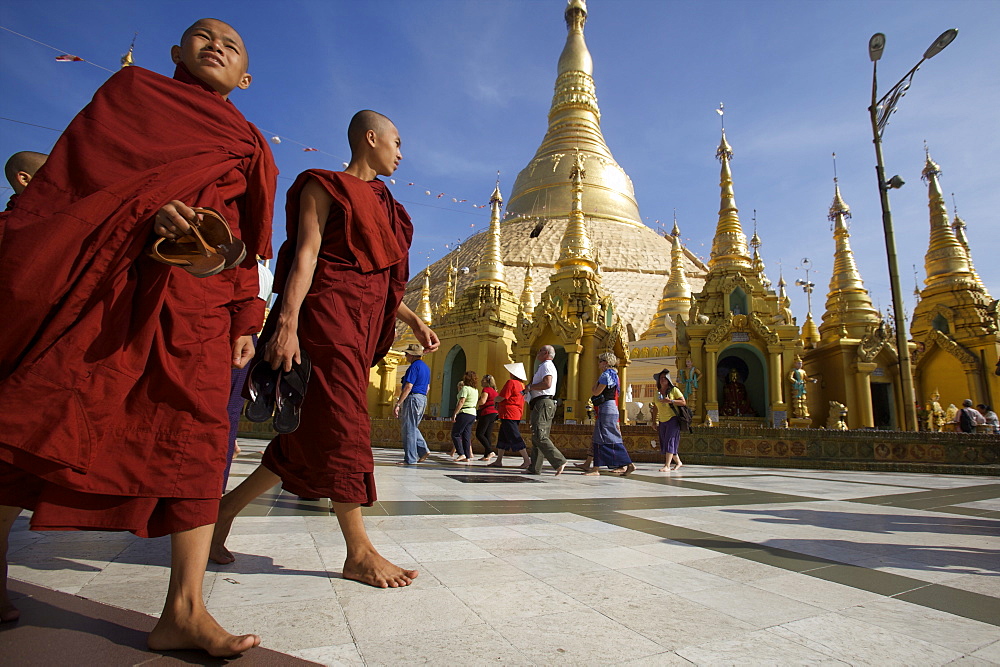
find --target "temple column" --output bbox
[853,361,877,428]
[768,348,783,406]
[377,357,400,419]
[705,347,719,419]
[618,362,629,424]
[565,343,583,423]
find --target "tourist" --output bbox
[524,345,568,475]
[489,363,530,469]
[653,369,686,472]
[955,399,986,433]
[475,375,499,461]
[451,371,479,463]
[977,404,999,434]
[394,343,431,465]
[585,352,634,476]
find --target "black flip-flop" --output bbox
[273,350,311,434]
[245,360,280,422]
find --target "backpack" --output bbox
[958,408,974,434]
[675,404,694,433]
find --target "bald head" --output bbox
[347,110,394,153]
[5,151,47,194]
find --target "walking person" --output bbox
[451,371,479,463]
[585,352,634,476]
[524,345,568,476]
[653,369,686,472]
[394,343,431,465]
[476,375,499,461]
[489,363,531,469]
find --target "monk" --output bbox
[3,151,47,208]
[209,110,439,588]
[0,19,277,657]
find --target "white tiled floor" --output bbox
[7,440,999,665]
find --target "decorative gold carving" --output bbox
[927,329,978,366]
[826,401,848,430]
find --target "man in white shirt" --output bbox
[954,399,986,433]
[523,345,567,475]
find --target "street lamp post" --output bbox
[867,29,957,432]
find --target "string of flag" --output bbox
[0,24,497,217]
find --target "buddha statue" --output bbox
[721,367,756,417]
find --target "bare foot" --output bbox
[518,461,530,469]
[418,452,430,463]
[572,462,590,470]
[554,462,567,476]
[582,470,600,476]
[673,462,683,471]
[209,517,236,565]
[395,461,413,466]
[233,443,242,456]
[487,460,503,468]
[618,463,636,477]
[148,606,259,657]
[343,550,418,588]
[1,602,20,623]
[658,466,671,473]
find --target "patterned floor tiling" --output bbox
[5,439,998,665]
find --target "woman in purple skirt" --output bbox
[585,352,635,476]
[653,369,686,472]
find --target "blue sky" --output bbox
[2,0,997,326]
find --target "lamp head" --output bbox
[924,29,958,59]
[869,33,886,62]
[886,174,905,190]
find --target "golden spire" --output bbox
[442,260,456,312]
[520,258,537,318]
[506,0,641,225]
[949,196,988,294]
[749,210,769,288]
[708,124,752,271]
[819,178,880,340]
[120,33,136,68]
[554,149,597,274]
[646,219,691,335]
[801,312,821,349]
[417,267,433,326]
[475,180,506,287]
[921,151,973,288]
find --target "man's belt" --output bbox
[529,395,555,408]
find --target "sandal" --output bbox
[273,350,311,434]
[244,360,280,422]
[148,207,247,277]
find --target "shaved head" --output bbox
[181,18,248,66]
[347,110,394,153]
[5,151,48,194]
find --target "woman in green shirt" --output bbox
[451,371,480,462]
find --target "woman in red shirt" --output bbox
[475,375,500,461]
[488,363,530,469]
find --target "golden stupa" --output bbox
[398,0,706,350]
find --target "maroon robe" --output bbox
[260,170,411,503]
[0,64,277,538]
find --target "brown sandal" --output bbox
[148,207,246,277]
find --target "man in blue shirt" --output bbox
[394,343,431,464]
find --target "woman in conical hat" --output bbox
[489,363,530,468]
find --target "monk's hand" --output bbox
[154,200,197,239]
[232,335,255,369]
[265,326,300,372]
[414,323,441,354]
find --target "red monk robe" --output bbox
[259,170,410,503]
[0,64,277,538]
